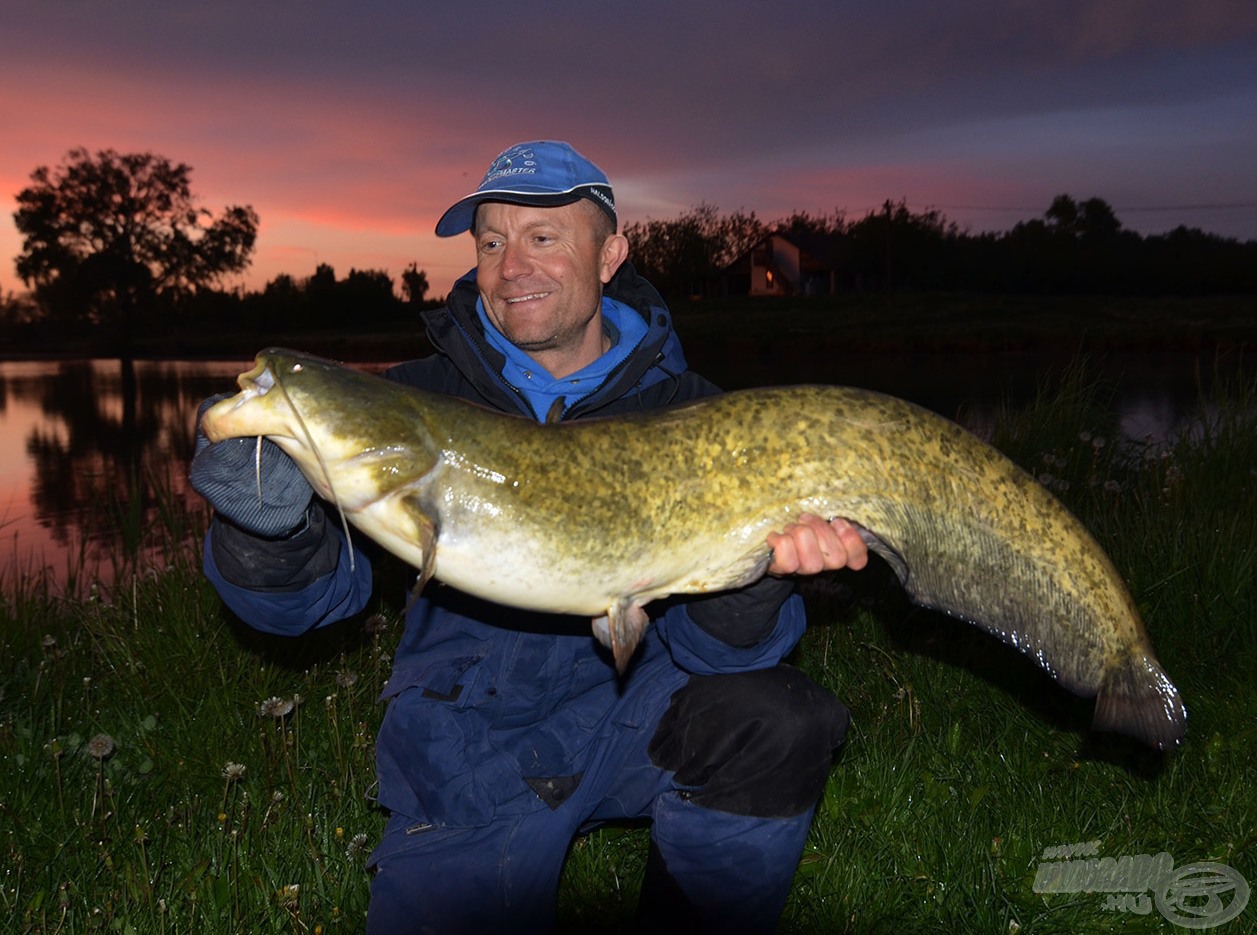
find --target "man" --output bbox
[192,140,868,933]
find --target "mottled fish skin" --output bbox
[203,348,1187,749]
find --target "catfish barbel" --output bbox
[202,348,1187,750]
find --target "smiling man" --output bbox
[192,140,867,933]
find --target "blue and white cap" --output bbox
[435,140,617,237]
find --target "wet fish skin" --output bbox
[202,348,1187,750]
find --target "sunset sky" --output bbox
[3,0,1256,299]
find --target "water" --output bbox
[0,349,1245,592]
[0,358,242,592]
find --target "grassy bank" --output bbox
[2,370,1254,932]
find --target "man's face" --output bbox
[474,200,627,378]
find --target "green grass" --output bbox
[2,368,1254,933]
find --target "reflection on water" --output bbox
[0,359,246,592]
[0,350,1248,593]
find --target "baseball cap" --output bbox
[435,140,617,237]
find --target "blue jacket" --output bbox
[204,262,807,824]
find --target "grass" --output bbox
[2,366,1254,933]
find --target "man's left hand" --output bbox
[766,514,869,576]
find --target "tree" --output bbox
[401,262,430,304]
[624,203,766,298]
[13,148,258,348]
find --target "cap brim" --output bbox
[435,192,583,237]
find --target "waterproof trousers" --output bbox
[366,665,849,934]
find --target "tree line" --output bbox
[3,149,1254,354]
[625,196,1257,298]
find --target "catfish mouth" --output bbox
[200,356,282,443]
[237,355,277,396]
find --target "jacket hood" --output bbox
[421,260,688,419]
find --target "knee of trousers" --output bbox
[646,665,850,818]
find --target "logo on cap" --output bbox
[484,146,539,184]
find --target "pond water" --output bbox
[0,346,1247,594]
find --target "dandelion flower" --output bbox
[222,762,247,781]
[363,612,389,634]
[85,733,115,760]
[336,669,359,689]
[346,832,369,859]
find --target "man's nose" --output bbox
[500,241,532,278]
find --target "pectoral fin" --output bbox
[592,599,650,674]
[400,494,438,611]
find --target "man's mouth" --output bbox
[505,292,551,304]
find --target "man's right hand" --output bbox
[189,394,314,537]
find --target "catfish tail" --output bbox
[1092,651,1187,750]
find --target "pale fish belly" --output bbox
[430,513,777,621]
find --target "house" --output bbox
[711,230,849,297]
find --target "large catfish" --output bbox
[202,348,1187,750]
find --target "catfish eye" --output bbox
[292,363,303,373]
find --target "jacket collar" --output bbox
[421,261,687,419]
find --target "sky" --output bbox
[3,0,1256,299]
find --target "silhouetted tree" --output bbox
[625,203,766,297]
[401,263,430,304]
[778,209,848,238]
[13,148,258,352]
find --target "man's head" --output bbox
[437,142,629,379]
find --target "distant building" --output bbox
[711,231,849,297]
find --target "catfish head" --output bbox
[201,347,441,514]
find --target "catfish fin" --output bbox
[593,599,650,674]
[1092,651,1188,750]
[400,495,438,613]
[856,526,910,586]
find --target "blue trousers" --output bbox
[366,665,847,933]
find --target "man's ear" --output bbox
[600,233,630,284]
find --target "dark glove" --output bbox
[189,393,314,537]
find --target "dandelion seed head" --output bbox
[258,696,295,719]
[222,762,247,781]
[363,613,389,634]
[41,634,57,651]
[85,733,115,760]
[336,669,359,689]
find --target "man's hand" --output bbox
[766,514,868,576]
[189,394,314,538]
